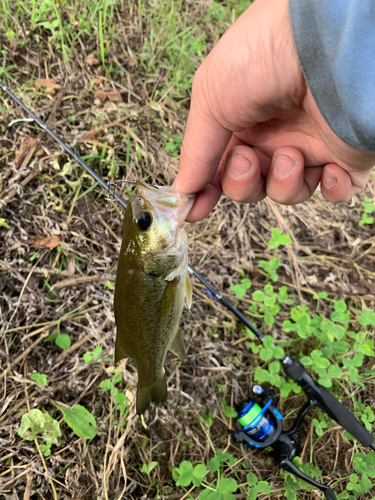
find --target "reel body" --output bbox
[233,385,283,449]
[233,385,337,500]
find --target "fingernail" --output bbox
[323,172,337,189]
[274,154,296,178]
[228,154,253,179]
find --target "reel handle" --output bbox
[280,458,337,500]
[283,359,375,449]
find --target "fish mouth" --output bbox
[136,180,195,229]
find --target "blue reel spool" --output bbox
[233,386,283,449]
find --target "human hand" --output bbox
[173,0,375,222]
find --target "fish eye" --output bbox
[136,212,152,231]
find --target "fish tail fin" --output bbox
[136,375,167,415]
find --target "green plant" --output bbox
[99,11,106,67]
[45,330,71,350]
[104,280,115,290]
[354,403,375,432]
[256,228,292,281]
[268,228,292,248]
[18,409,61,457]
[164,133,182,157]
[0,218,9,228]
[258,257,280,281]
[230,277,251,299]
[51,402,97,440]
[202,412,213,426]
[359,197,375,226]
[282,460,324,500]
[245,473,272,500]
[172,452,272,500]
[253,360,301,398]
[251,286,279,326]
[339,452,375,498]
[83,346,102,363]
[30,373,48,387]
[245,284,292,333]
[173,461,208,488]
[312,411,332,437]
[141,461,158,484]
[99,372,129,415]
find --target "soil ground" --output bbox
[0,1,374,499]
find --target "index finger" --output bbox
[173,68,232,195]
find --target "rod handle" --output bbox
[284,359,374,448]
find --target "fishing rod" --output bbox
[1,81,374,499]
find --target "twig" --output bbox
[97,213,122,243]
[0,330,51,379]
[50,274,113,291]
[23,474,33,500]
[55,334,91,363]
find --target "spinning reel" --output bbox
[232,358,375,500]
[233,385,336,500]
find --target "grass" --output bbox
[0,0,375,499]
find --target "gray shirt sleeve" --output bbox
[289,0,375,152]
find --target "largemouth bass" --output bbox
[114,180,195,415]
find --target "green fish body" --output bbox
[114,180,194,415]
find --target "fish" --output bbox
[114,180,195,415]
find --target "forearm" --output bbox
[289,0,375,152]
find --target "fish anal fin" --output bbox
[136,375,167,415]
[114,331,132,364]
[160,277,179,316]
[169,330,186,361]
[185,272,192,309]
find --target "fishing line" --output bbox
[2,81,374,499]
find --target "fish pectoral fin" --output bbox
[165,239,188,281]
[185,272,192,309]
[137,376,168,415]
[114,332,132,364]
[160,277,179,316]
[169,330,186,361]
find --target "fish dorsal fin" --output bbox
[160,277,179,316]
[169,330,186,361]
[185,272,192,309]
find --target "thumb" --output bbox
[173,67,232,195]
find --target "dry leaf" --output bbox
[94,90,108,102]
[80,128,99,141]
[125,389,135,404]
[78,127,102,142]
[94,90,123,102]
[34,235,61,250]
[107,91,123,102]
[35,78,62,95]
[86,53,99,66]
